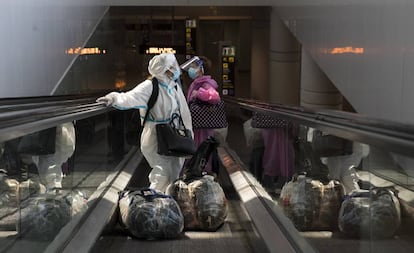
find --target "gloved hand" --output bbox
[96,93,117,106]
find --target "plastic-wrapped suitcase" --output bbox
[280,175,344,231]
[0,175,19,229]
[338,187,401,238]
[167,174,227,231]
[311,179,345,229]
[280,175,315,230]
[17,190,88,240]
[166,136,228,231]
[0,175,19,208]
[118,188,184,240]
[19,178,46,200]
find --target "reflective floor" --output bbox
[225,115,414,253]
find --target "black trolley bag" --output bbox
[118,188,184,240]
[166,136,228,231]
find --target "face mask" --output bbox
[188,67,199,80]
[169,69,180,81]
[173,70,181,81]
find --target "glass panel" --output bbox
[226,108,414,253]
[229,110,297,196]
[0,110,134,252]
[54,9,187,96]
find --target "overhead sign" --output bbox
[185,19,197,59]
[65,47,106,55]
[139,45,185,55]
[221,46,236,96]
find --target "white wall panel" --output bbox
[0,0,108,98]
[276,2,414,124]
[2,0,413,125]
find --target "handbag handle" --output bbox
[170,112,188,131]
[119,188,172,207]
[139,188,172,201]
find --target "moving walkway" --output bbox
[1,95,413,253]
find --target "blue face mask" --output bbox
[172,70,181,81]
[188,67,199,80]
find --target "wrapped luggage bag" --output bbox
[166,136,228,231]
[118,188,184,240]
[280,175,345,231]
[338,187,401,239]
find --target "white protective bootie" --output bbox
[148,165,170,193]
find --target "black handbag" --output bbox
[156,113,196,157]
[311,130,353,157]
[190,100,228,129]
[17,127,57,155]
[251,112,288,128]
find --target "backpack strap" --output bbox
[142,78,159,126]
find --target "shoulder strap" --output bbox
[142,78,159,126]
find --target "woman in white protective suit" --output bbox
[320,141,370,194]
[96,53,193,193]
[31,122,76,194]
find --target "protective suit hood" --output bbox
[148,53,181,85]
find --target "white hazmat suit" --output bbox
[97,53,193,193]
[320,142,370,194]
[28,123,76,192]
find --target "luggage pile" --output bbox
[118,137,227,239]
[280,172,402,239]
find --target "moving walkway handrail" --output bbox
[0,95,111,143]
[224,96,414,157]
[3,94,414,155]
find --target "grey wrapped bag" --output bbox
[338,187,401,239]
[118,188,184,240]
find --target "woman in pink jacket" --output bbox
[185,56,221,174]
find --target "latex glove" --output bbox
[190,90,198,101]
[96,93,117,106]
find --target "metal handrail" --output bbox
[224,96,414,157]
[3,94,414,156]
[0,95,112,143]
